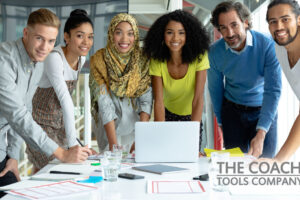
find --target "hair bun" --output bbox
[70,9,88,17]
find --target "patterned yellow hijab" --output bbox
[90,13,150,98]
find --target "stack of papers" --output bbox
[147,180,205,194]
[7,180,98,200]
[204,147,244,157]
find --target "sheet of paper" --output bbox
[229,154,256,165]
[47,163,97,174]
[0,180,53,191]
[87,154,103,160]
[30,173,87,181]
[121,162,135,170]
[147,180,205,194]
[7,180,97,200]
[204,147,244,157]
[49,159,97,165]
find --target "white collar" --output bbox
[225,30,253,54]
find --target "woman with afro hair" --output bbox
[143,10,210,153]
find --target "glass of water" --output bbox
[113,144,129,161]
[102,151,121,182]
[208,152,230,192]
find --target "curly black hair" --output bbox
[143,10,210,64]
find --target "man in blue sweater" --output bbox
[208,1,282,158]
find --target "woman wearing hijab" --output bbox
[89,13,152,153]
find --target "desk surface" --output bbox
[2,158,300,200]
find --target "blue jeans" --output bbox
[221,99,277,158]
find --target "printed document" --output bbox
[147,180,205,194]
[7,180,98,200]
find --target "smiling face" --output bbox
[218,10,248,51]
[23,24,58,62]
[164,20,186,53]
[113,22,135,53]
[267,4,300,46]
[64,22,94,56]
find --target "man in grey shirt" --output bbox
[0,8,91,191]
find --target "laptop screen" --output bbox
[135,121,200,163]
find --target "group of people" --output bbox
[0,0,300,195]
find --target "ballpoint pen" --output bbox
[76,138,84,147]
[49,170,81,175]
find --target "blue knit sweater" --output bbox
[208,30,282,132]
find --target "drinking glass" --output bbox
[102,151,121,182]
[208,152,230,192]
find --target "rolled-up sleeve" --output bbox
[137,87,153,115]
[97,84,118,125]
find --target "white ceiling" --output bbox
[129,0,169,14]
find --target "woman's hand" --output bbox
[130,142,135,153]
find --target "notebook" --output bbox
[30,163,96,181]
[132,164,189,175]
[204,147,244,157]
[135,121,200,162]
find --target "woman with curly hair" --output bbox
[143,10,210,153]
[89,13,152,153]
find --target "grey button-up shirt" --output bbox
[0,38,58,162]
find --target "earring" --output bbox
[162,40,164,46]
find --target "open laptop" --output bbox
[135,121,200,163]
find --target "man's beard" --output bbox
[226,35,243,49]
[275,26,299,46]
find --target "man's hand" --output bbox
[0,158,21,181]
[248,129,266,158]
[53,145,92,163]
[90,148,98,155]
[198,152,205,157]
[256,157,277,164]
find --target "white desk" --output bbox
[2,158,300,200]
